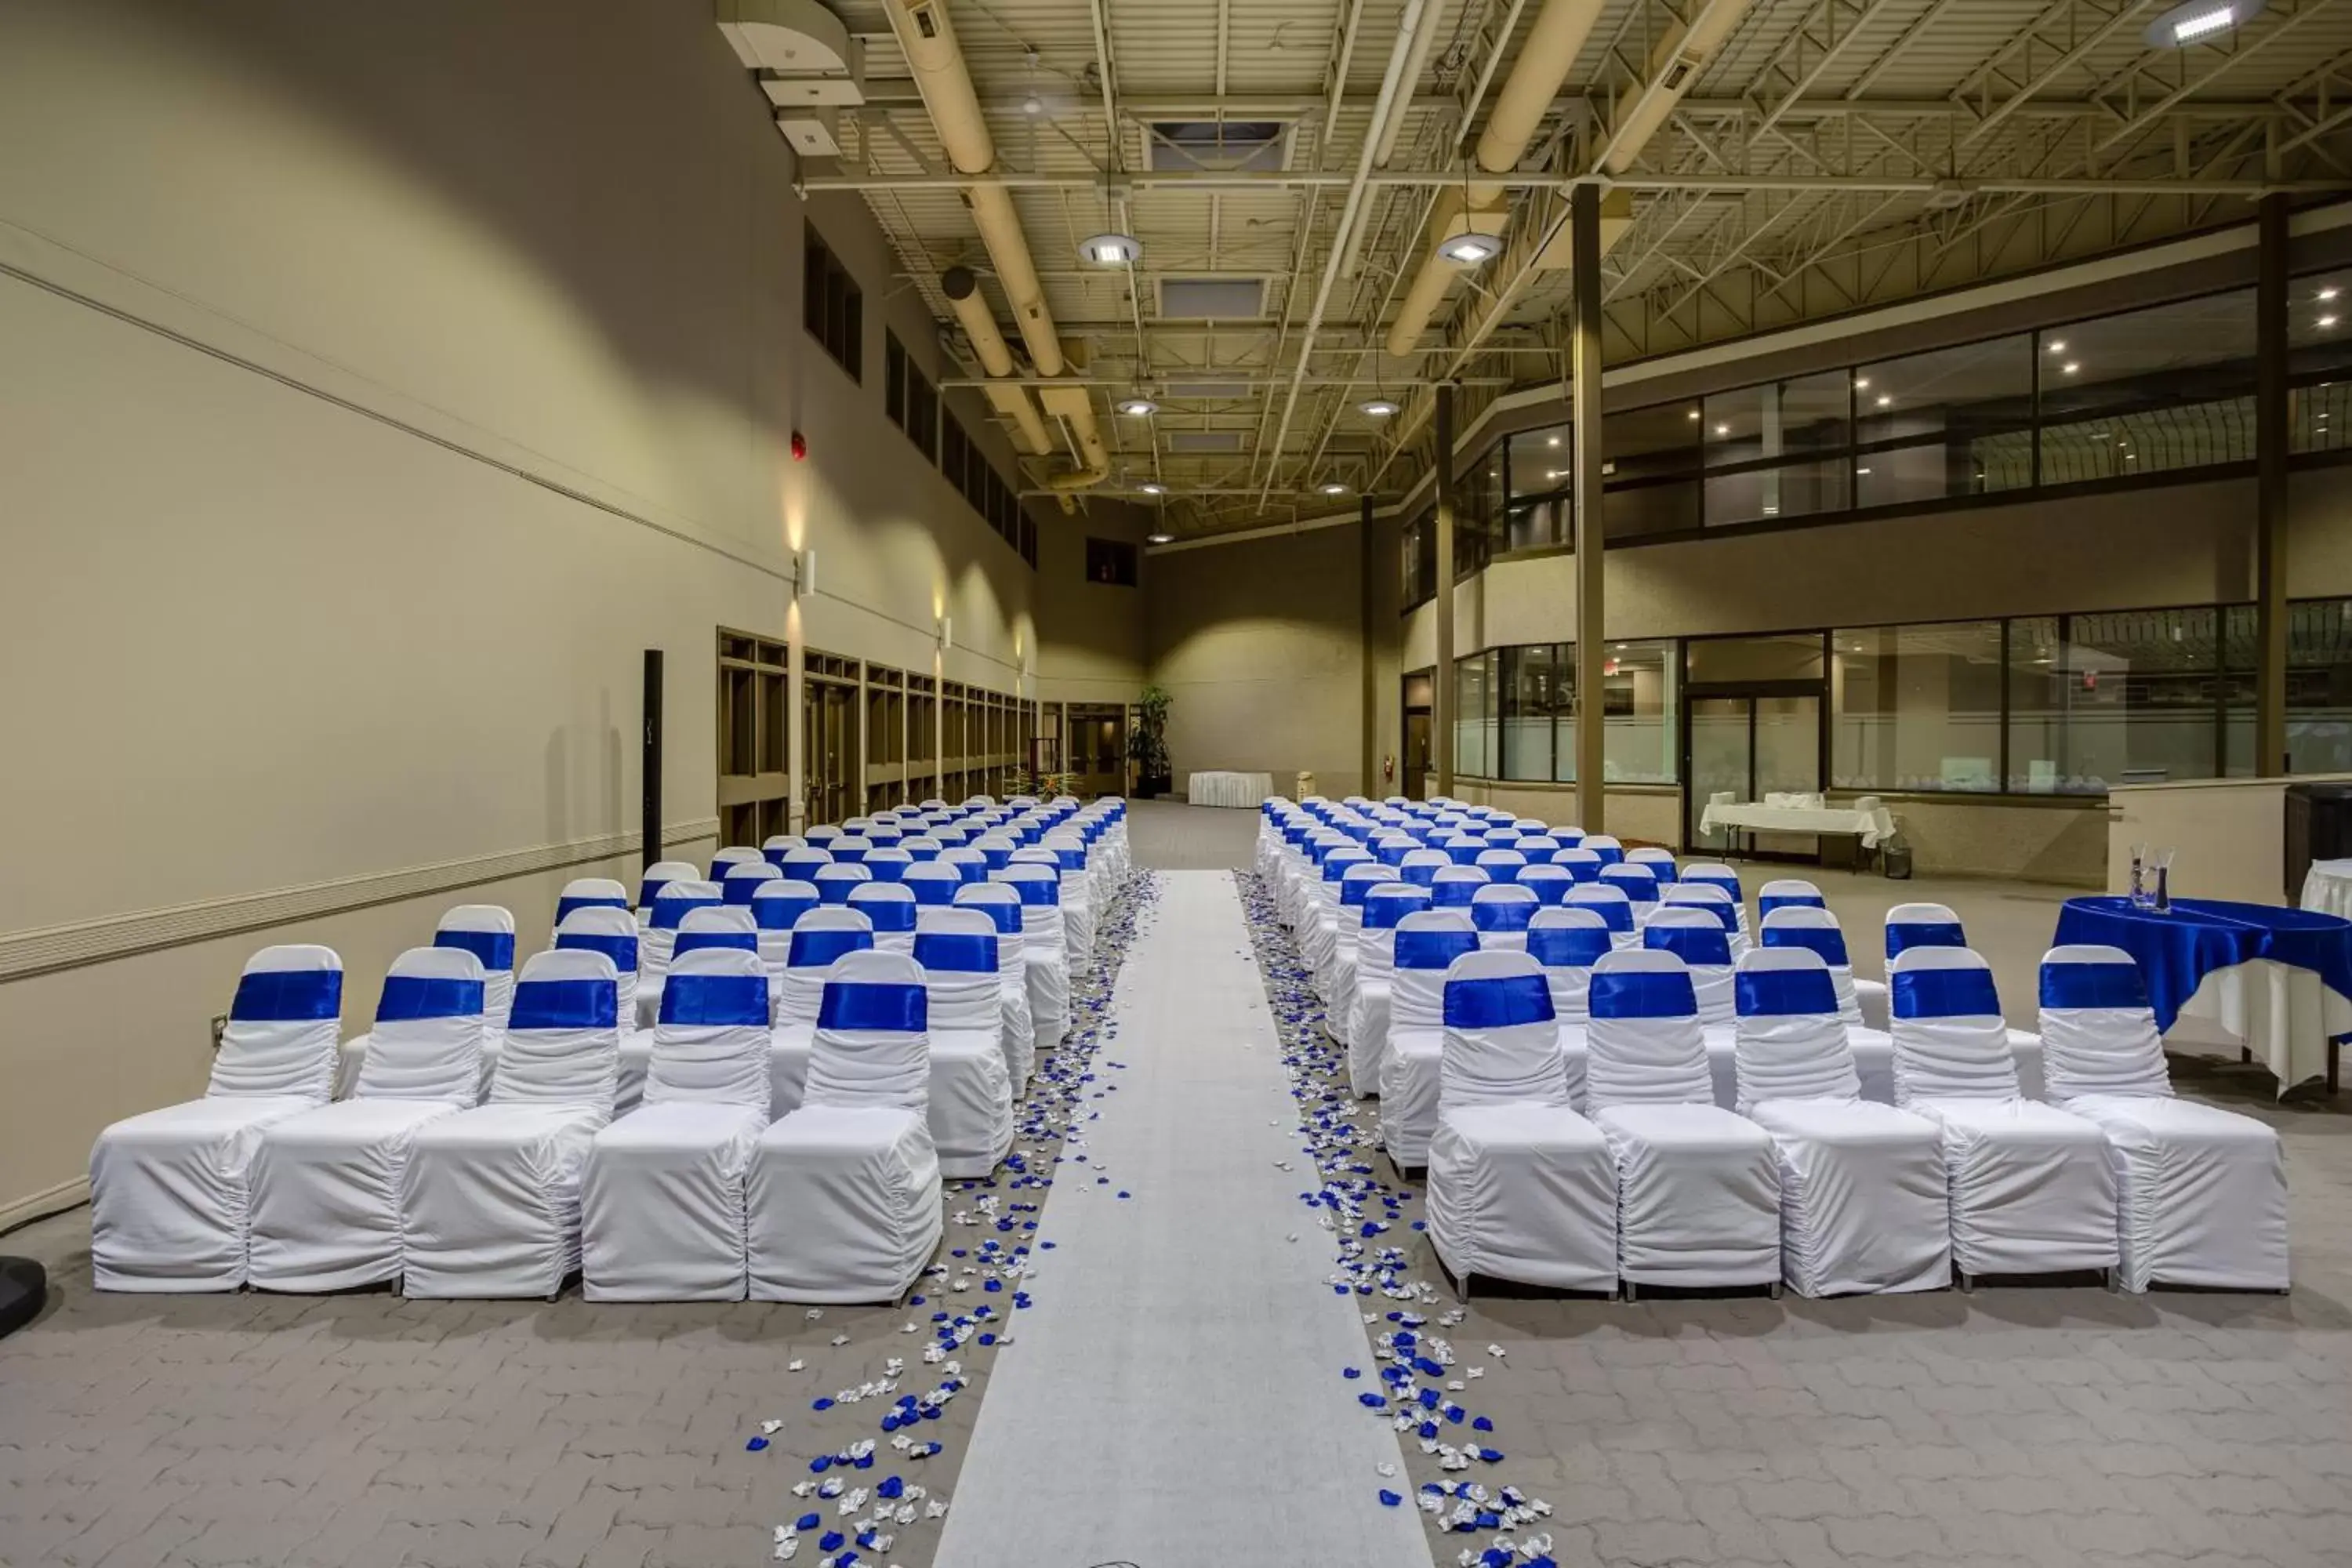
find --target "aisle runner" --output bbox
[934,871,1435,1568]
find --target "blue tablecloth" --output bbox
[2052,896,2352,1033]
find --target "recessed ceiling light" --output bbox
[2322,287,2342,302]
[2321,315,2341,329]
[1359,397,1401,418]
[1686,408,1700,421]
[1116,396,1160,416]
[1319,481,1348,495]
[1854,376,1871,390]
[1146,531,1174,544]
[1439,230,1504,266]
[1546,435,1561,448]
[1080,232,1141,265]
[1857,466,1873,475]
[1138,481,1168,495]
[1875,394,1892,407]
[2063,361,2081,374]
[2047,340,2067,354]
[1713,423,1729,436]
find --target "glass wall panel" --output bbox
[1704,370,1851,463]
[1704,456,1849,526]
[1830,622,2004,792]
[2060,608,2223,789]
[1602,403,1704,541]
[1455,652,1496,779]
[2224,598,2352,775]
[2038,292,2256,482]
[1853,334,2035,507]
[1600,640,1679,784]
[2005,616,2066,792]
[1499,644,1565,780]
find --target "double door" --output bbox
[1682,686,1824,858]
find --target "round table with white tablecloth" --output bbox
[1186,770,1274,809]
[2301,857,2352,920]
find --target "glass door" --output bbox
[1681,688,1824,857]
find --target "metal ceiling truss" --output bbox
[826,0,2352,538]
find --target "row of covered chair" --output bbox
[1420,943,2288,1298]
[90,794,1131,1301]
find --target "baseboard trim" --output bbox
[0,819,718,983]
[0,1175,88,1238]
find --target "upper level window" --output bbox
[1085,537,1138,586]
[884,332,937,458]
[804,224,862,380]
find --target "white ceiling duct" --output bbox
[942,266,1054,456]
[717,0,866,158]
[885,0,1065,380]
[1598,0,1753,175]
[1384,0,1607,360]
[1039,384,1112,506]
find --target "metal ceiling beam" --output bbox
[801,169,2343,193]
[2081,0,2337,159]
[1744,0,1906,133]
[1950,0,2158,149]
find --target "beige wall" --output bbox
[0,0,1060,1220]
[1034,510,1150,707]
[1147,527,1369,800]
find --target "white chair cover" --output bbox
[554,877,632,938]
[248,949,485,1293]
[2036,946,2288,1291]
[1756,877,1824,922]
[643,879,721,989]
[1661,884,1746,959]
[750,878,821,982]
[1527,908,1612,1109]
[1582,834,1625,866]
[999,863,1069,1048]
[550,906,651,1111]
[913,911,1015,1178]
[956,883,1035,1094]
[1732,949,1950,1297]
[850,881,920,959]
[434,905,517,1035]
[1599,864,1661,922]
[1889,946,2118,1281]
[1760,906,1896,1099]
[582,949,771,1301]
[92,945,345,1292]
[637,860,699,917]
[1564,884,1639,951]
[815,862,873,906]
[1473,848,1528,884]
[1345,884,1431,1095]
[1643,907,1736,1028]
[1377,912,1479,1170]
[722,860,782,907]
[1322,863,1392,1027]
[1583,950,1780,1290]
[1517,864,1573,907]
[750,952,944,1302]
[1426,951,1613,1292]
[710,846,765,884]
[1468,884,1540,955]
[399,950,622,1298]
[767,909,877,1116]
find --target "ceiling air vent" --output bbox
[1160,278,1267,320]
[1163,380,1254,401]
[1168,431,1247,454]
[1147,121,1291,173]
[717,1,866,158]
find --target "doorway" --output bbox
[1401,669,1434,800]
[1066,704,1127,799]
[1682,688,1824,858]
[802,666,858,827]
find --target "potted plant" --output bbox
[1127,684,1174,799]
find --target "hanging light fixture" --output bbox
[1319,481,1348,496]
[1147,531,1174,544]
[1138,481,1168,495]
[1359,396,1401,418]
[1116,394,1160,417]
[1080,232,1142,265]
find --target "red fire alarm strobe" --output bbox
[790,430,808,462]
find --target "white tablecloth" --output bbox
[2164,957,2352,1094]
[2301,858,2352,920]
[1188,771,1274,809]
[1698,800,1897,848]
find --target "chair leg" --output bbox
[1621,1279,1638,1304]
[1768,1280,1784,1301]
[1957,1271,1976,1294]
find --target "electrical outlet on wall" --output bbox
[210,1014,227,1051]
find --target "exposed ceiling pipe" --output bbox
[887,0,1064,379]
[1372,0,1448,167]
[1384,0,1606,360]
[1039,384,1112,495]
[1254,0,1431,511]
[943,267,1057,456]
[1595,0,1754,175]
